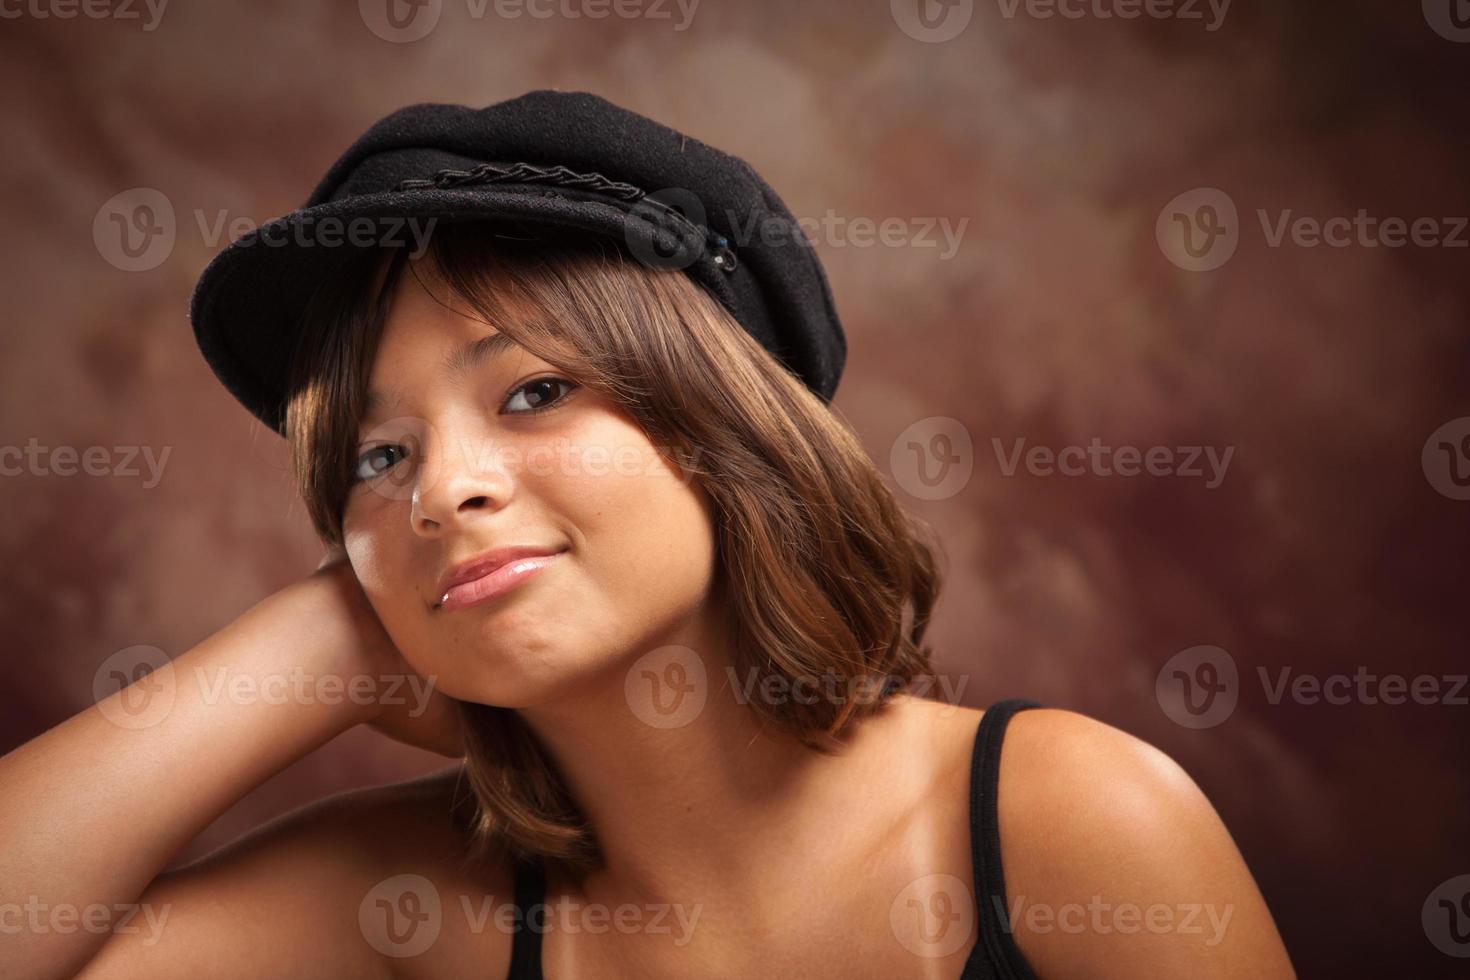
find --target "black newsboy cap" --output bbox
[188,89,848,437]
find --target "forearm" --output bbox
[0,583,378,978]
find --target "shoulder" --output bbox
[997,706,1200,827]
[989,707,1295,978]
[97,766,521,979]
[187,763,521,926]
[180,764,498,883]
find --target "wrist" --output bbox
[221,579,391,728]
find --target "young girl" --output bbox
[3,93,1294,979]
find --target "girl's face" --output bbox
[340,262,718,706]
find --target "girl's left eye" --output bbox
[502,376,578,414]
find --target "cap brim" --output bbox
[189,185,725,436]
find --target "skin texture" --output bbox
[30,257,1295,978]
[340,262,722,714]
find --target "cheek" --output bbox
[341,511,393,595]
[342,512,423,633]
[548,432,717,608]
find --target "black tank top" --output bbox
[503,698,1042,979]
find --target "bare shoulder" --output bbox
[232,764,475,850]
[992,707,1296,979]
[79,766,516,979]
[178,764,501,889]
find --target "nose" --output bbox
[409,423,516,535]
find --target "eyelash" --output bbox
[502,375,579,416]
[350,376,579,484]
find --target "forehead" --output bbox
[371,253,548,361]
[377,258,487,344]
[361,260,540,422]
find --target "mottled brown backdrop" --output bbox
[2,0,1467,975]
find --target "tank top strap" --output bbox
[962,697,1043,980]
[505,855,546,979]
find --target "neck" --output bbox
[513,607,898,907]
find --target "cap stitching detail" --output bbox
[394,161,646,201]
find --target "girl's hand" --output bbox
[306,547,465,758]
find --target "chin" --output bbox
[454,671,584,711]
[470,640,626,708]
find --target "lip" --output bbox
[435,545,567,612]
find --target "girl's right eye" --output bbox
[351,443,410,484]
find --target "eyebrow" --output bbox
[362,331,523,424]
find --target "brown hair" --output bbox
[283,220,944,876]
